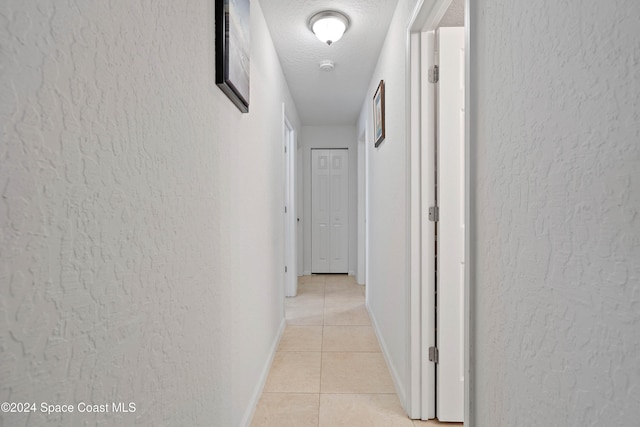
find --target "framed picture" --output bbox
[373,80,385,147]
[216,0,250,113]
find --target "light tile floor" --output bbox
[251,274,462,427]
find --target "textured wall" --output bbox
[0,0,298,426]
[471,0,640,425]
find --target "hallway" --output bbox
[2,0,638,425]
[251,275,457,427]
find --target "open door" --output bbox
[436,26,465,422]
[414,0,467,421]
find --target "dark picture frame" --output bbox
[215,0,250,113]
[373,80,385,147]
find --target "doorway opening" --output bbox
[283,106,297,297]
[310,148,349,274]
[407,0,470,423]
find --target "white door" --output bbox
[297,146,304,276]
[284,116,297,297]
[311,149,348,273]
[436,26,465,422]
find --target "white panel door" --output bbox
[436,26,465,422]
[312,150,331,273]
[312,149,348,273]
[330,150,348,272]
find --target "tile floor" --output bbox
[250,274,461,427]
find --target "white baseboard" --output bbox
[239,318,286,427]
[303,270,311,276]
[366,302,407,412]
[348,270,355,276]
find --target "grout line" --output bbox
[260,391,322,394]
[318,276,325,426]
[317,392,400,395]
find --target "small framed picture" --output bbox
[373,80,385,147]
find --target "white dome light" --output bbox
[309,11,350,46]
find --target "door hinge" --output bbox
[285,145,287,153]
[429,346,439,364]
[428,65,439,83]
[285,266,287,273]
[428,206,439,222]
[285,206,287,213]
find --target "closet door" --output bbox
[311,149,348,273]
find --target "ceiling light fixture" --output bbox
[309,11,350,46]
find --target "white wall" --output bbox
[470,0,640,425]
[300,125,358,276]
[0,1,299,426]
[356,0,419,410]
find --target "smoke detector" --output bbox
[319,60,335,71]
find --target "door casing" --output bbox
[283,106,297,297]
[406,0,472,423]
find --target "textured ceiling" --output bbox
[439,0,464,27]
[260,0,399,125]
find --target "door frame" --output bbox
[357,132,367,285]
[310,148,349,274]
[406,0,472,423]
[283,105,297,297]
[297,145,304,277]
